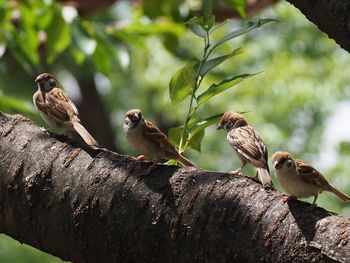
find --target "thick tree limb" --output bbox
[286,0,350,53]
[0,112,350,262]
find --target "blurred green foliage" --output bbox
[0,235,66,263]
[1,0,350,262]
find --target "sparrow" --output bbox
[272,151,350,206]
[217,112,272,187]
[33,73,99,147]
[123,109,194,175]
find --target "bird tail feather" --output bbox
[257,168,273,187]
[177,154,195,167]
[73,122,99,147]
[329,186,350,201]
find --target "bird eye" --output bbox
[49,79,56,86]
[130,114,139,122]
[286,159,292,168]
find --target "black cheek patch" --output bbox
[129,115,138,122]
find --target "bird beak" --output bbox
[273,161,282,169]
[216,124,223,130]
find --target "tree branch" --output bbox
[286,0,350,53]
[0,112,349,262]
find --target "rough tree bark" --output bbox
[285,0,350,53]
[1,112,350,262]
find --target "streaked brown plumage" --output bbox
[33,73,99,147]
[217,112,272,187]
[123,109,194,175]
[272,151,350,206]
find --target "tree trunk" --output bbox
[0,112,349,263]
[286,0,350,53]
[76,73,119,152]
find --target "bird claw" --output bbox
[40,127,52,135]
[136,155,146,161]
[229,168,243,176]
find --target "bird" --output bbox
[217,111,272,187]
[33,73,99,147]
[272,151,350,207]
[123,109,194,175]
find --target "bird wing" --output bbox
[295,159,330,189]
[33,92,52,116]
[143,120,179,156]
[227,126,269,170]
[46,88,80,123]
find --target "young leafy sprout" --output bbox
[168,16,277,157]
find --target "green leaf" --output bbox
[187,129,205,152]
[0,95,35,114]
[202,0,214,24]
[235,6,246,18]
[212,19,277,50]
[206,15,215,31]
[70,47,85,65]
[224,0,247,17]
[11,4,40,66]
[209,20,228,34]
[168,126,183,148]
[92,43,111,75]
[164,159,178,166]
[115,19,185,37]
[196,73,258,106]
[91,23,121,63]
[186,113,223,152]
[169,59,198,104]
[339,141,350,155]
[110,29,147,49]
[35,3,54,29]
[197,47,243,77]
[46,15,71,64]
[187,17,207,38]
[72,22,96,55]
[188,114,223,137]
[6,43,32,72]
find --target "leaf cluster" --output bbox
[168,15,276,153]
